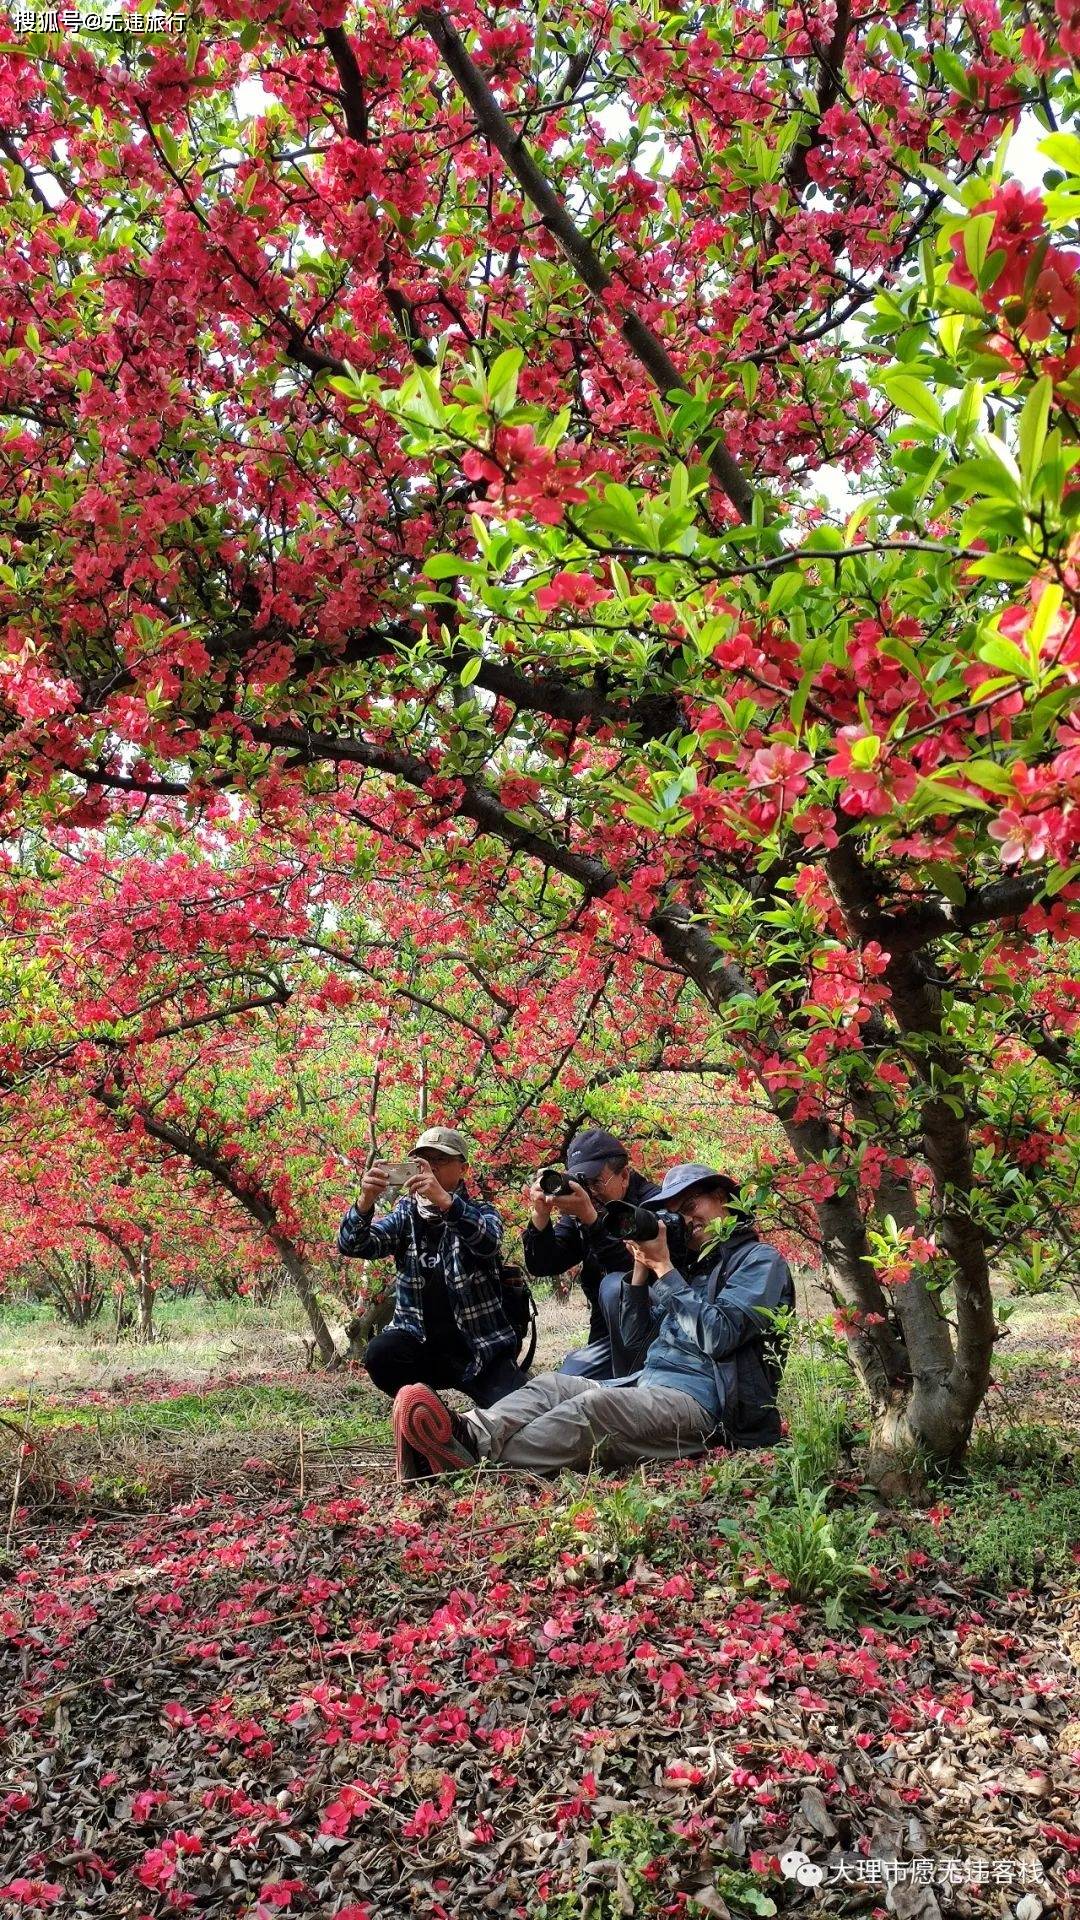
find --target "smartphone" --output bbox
[380,1157,424,1185]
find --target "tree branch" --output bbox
[418,7,754,520]
[0,128,53,211]
[321,27,437,367]
[784,0,853,198]
[859,871,1056,954]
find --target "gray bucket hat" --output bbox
[655,1162,741,1205]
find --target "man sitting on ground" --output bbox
[391,1162,795,1481]
[339,1126,526,1409]
[523,1127,660,1379]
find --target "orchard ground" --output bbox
[0,1281,1077,1920]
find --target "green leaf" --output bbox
[938,312,966,357]
[962,212,997,289]
[767,568,805,613]
[1017,376,1052,486]
[623,800,662,829]
[965,552,1039,583]
[849,734,880,770]
[910,776,988,816]
[1026,581,1063,664]
[952,378,982,442]
[487,347,523,414]
[981,431,1022,490]
[1040,131,1080,175]
[424,554,463,580]
[977,634,1030,679]
[935,46,972,95]
[879,370,944,434]
[925,861,967,906]
[956,758,1016,795]
[458,656,482,685]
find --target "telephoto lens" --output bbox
[538,1166,573,1197]
[604,1203,689,1269]
[602,1200,659,1239]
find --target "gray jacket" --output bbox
[620,1228,794,1446]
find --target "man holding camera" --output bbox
[391,1162,795,1481]
[523,1128,661,1378]
[338,1126,527,1409]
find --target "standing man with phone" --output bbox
[338,1127,526,1408]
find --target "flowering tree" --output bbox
[0,1100,254,1339]
[2,1,1080,1476]
[0,814,770,1361]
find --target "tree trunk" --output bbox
[823,840,997,1485]
[92,1087,341,1368]
[344,1268,395,1363]
[279,1246,339,1366]
[867,1372,985,1501]
[134,1244,155,1344]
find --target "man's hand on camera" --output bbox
[406,1162,453,1210]
[549,1178,598,1226]
[625,1221,671,1275]
[527,1178,554,1228]
[358,1163,391,1211]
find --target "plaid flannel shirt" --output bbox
[338,1186,513,1381]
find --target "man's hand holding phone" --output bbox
[357,1162,393,1210]
[405,1161,453,1211]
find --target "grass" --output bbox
[892,1427,1080,1590]
[0,1289,329,1400]
[0,1297,395,1509]
[2,1283,1076,1566]
[535,1812,778,1918]
[776,1320,856,1486]
[24,1379,385,1442]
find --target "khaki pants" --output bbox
[463,1370,714,1472]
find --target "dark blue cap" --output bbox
[566,1128,627,1177]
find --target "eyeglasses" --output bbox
[582,1165,625,1197]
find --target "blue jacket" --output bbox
[620,1228,794,1445]
[338,1188,514,1381]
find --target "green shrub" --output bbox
[998,1238,1068,1297]
[0,1297,55,1330]
[751,1457,881,1625]
[514,1476,680,1577]
[534,1814,777,1919]
[902,1472,1080,1590]
[777,1319,857,1488]
[965,1420,1064,1478]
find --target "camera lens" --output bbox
[603,1201,659,1238]
[538,1166,572,1197]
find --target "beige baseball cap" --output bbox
[412,1126,470,1160]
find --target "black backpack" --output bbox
[703,1229,793,1448]
[499,1261,538,1371]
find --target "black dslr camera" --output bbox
[538,1165,574,1197]
[602,1200,689,1269]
